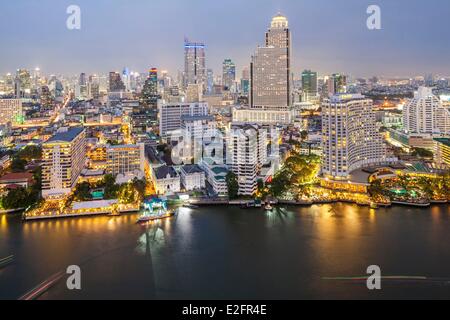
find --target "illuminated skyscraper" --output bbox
[250,13,291,111]
[184,38,206,93]
[109,71,125,92]
[222,59,236,91]
[301,70,318,101]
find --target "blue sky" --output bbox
[1,0,449,77]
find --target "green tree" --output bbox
[17,145,42,161]
[103,174,120,199]
[74,182,93,201]
[11,157,27,172]
[226,172,239,199]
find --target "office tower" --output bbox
[321,94,389,179]
[40,86,53,110]
[141,68,159,106]
[425,74,434,87]
[327,74,347,96]
[109,72,126,92]
[250,13,291,110]
[122,67,131,92]
[133,68,160,134]
[87,82,100,99]
[207,69,214,94]
[403,87,450,136]
[158,101,209,138]
[301,70,318,101]
[222,59,236,91]
[184,38,206,93]
[228,123,267,196]
[33,67,41,83]
[106,144,145,176]
[42,127,86,198]
[14,69,32,98]
[0,99,23,125]
[240,67,250,96]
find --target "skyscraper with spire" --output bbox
[250,13,292,111]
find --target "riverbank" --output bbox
[191,197,448,208]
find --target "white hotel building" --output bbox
[228,123,267,196]
[321,94,394,180]
[403,87,450,136]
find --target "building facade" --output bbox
[403,87,450,136]
[250,13,291,111]
[0,99,23,125]
[158,101,209,138]
[321,94,393,179]
[106,144,145,176]
[42,127,86,198]
[184,39,206,93]
[228,123,267,195]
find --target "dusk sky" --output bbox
[1,0,450,78]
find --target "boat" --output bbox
[264,203,273,211]
[137,197,177,223]
[370,202,378,209]
[137,210,176,223]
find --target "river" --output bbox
[1,203,450,299]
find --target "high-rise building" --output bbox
[184,38,206,93]
[42,127,86,198]
[15,69,32,98]
[141,68,159,106]
[0,99,23,125]
[109,72,126,92]
[301,70,318,101]
[250,13,291,111]
[40,86,53,111]
[228,123,267,196]
[158,101,209,138]
[403,87,450,135]
[106,144,145,176]
[321,94,390,179]
[206,69,214,94]
[326,74,347,96]
[222,59,236,91]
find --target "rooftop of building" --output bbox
[181,164,204,175]
[0,172,34,182]
[45,127,84,143]
[154,165,178,180]
[181,115,215,122]
[434,138,450,147]
[107,144,143,151]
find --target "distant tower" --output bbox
[184,38,206,93]
[222,59,236,91]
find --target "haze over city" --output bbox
[1,0,450,77]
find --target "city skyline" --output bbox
[1,0,450,77]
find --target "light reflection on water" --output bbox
[1,204,450,299]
